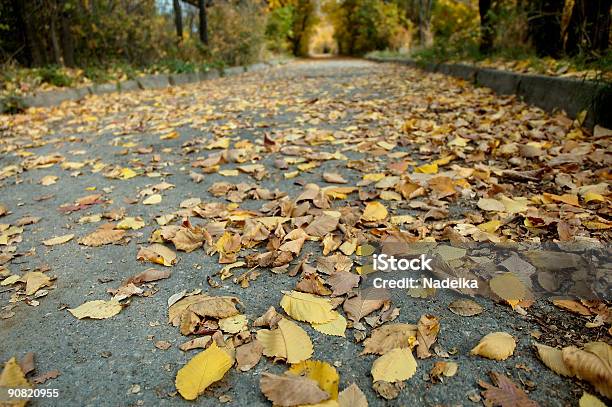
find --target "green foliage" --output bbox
[37,66,73,87]
[0,93,26,114]
[325,0,410,55]
[266,6,295,53]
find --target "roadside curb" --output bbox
[8,59,288,111]
[367,56,611,129]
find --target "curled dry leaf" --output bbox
[534,343,572,377]
[43,234,74,246]
[175,342,234,401]
[562,342,612,399]
[179,336,212,352]
[371,347,417,383]
[416,314,440,359]
[257,318,313,364]
[260,372,329,407]
[137,244,177,266]
[361,201,388,222]
[288,360,340,400]
[168,294,240,325]
[470,332,516,361]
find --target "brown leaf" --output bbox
[31,369,61,384]
[480,371,539,407]
[362,323,417,355]
[79,228,126,247]
[416,315,440,359]
[327,271,360,297]
[343,288,389,322]
[562,343,612,399]
[448,299,483,317]
[236,340,264,372]
[338,383,368,407]
[124,268,171,286]
[259,372,329,406]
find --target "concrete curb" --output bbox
[367,56,611,128]
[10,59,289,110]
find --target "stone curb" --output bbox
[367,56,611,129]
[10,59,289,110]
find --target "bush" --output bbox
[37,66,73,87]
[325,0,410,55]
[208,1,267,66]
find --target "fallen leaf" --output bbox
[534,343,572,377]
[361,201,388,222]
[260,372,329,407]
[480,371,538,407]
[362,323,417,355]
[43,234,74,246]
[280,291,335,324]
[137,244,177,266]
[257,318,313,363]
[471,332,516,361]
[175,342,234,400]
[371,347,417,383]
[448,299,483,316]
[338,383,368,407]
[579,392,606,407]
[68,299,122,319]
[236,340,264,371]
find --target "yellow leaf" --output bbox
[257,318,313,363]
[312,311,347,337]
[0,357,32,406]
[43,234,74,246]
[280,291,335,324]
[583,192,605,204]
[477,220,502,233]
[218,169,239,176]
[206,137,230,149]
[361,201,388,222]
[289,360,340,401]
[40,175,58,185]
[120,168,137,180]
[470,332,516,360]
[579,392,607,407]
[489,273,527,302]
[175,342,233,400]
[534,343,572,377]
[68,299,122,319]
[143,194,162,205]
[371,348,417,382]
[117,217,145,230]
[414,163,438,174]
[219,314,248,334]
[363,173,385,182]
[284,171,299,179]
[23,271,53,295]
[160,130,179,140]
[298,162,318,171]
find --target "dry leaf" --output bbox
[257,318,313,363]
[280,291,335,324]
[175,342,233,400]
[0,357,32,406]
[311,311,347,337]
[562,342,612,399]
[361,201,388,222]
[79,228,126,246]
[137,244,177,266]
[471,332,516,361]
[416,314,440,359]
[371,347,417,383]
[448,299,483,316]
[362,323,417,355]
[534,343,572,377]
[68,299,122,319]
[579,392,606,407]
[236,340,264,371]
[260,372,329,407]
[288,360,339,401]
[480,371,538,407]
[338,383,368,407]
[43,234,74,246]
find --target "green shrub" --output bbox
[37,66,73,87]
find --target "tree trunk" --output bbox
[528,0,565,57]
[479,0,494,53]
[565,0,611,55]
[418,0,434,47]
[59,0,76,67]
[198,0,208,46]
[50,9,64,66]
[173,0,183,40]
